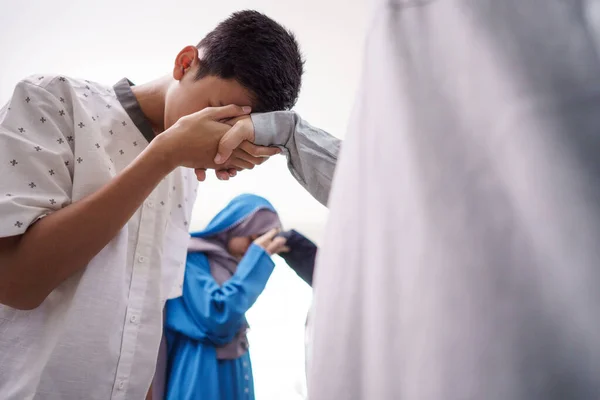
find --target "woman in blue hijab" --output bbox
[162,194,287,400]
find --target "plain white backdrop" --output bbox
[0,1,367,398]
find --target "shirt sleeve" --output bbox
[0,78,74,238]
[168,244,275,343]
[251,111,341,206]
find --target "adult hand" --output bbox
[156,106,275,181]
[156,105,248,178]
[212,116,281,181]
[254,228,288,255]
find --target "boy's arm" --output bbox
[215,112,341,206]
[0,142,173,310]
[0,81,264,310]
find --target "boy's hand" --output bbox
[155,106,274,181]
[212,116,281,181]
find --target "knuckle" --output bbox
[198,108,212,117]
[175,117,190,129]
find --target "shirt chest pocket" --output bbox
[160,221,190,304]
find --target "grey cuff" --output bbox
[251,112,296,147]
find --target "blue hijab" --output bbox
[191,193,277,239]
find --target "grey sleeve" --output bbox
[251,111,341,206]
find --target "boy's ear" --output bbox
[173,45,199,81]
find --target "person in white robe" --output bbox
[308,0,600,398]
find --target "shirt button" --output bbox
[245,388,249,393]
[146,201,154,208]
[118,381,125,390]
[243,361,248,368]
[138,256,146,263]
[130,315,137,323]
[245,375,249,380]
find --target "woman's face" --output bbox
[227,235,259,260]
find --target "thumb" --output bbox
[206,104,251,122]
[214,121,252,164]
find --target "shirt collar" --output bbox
[113,78,156,144]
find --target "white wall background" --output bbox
[0,0,368,398]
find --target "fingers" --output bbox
[215,170,230,180]
[215,161,247,179]
[233,148,268,166]
[230,157,255,170]
[254,228,280,249]
[195,168,206,182]
[261,228,280,242]
[239,141,281,157]
[221,115,248,127]
[254,229,289,255]
[214,149,269,179]
[266,237,288,255]
[215,119,254,164]
[205,105,251,121]
[215,169,238,181]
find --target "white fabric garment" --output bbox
[308,0,600,399]
[0,75,194,400]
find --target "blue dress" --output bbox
[164,195,277,400]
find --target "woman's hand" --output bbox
[254,228,289,255]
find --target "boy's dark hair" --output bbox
[196,10,304,112]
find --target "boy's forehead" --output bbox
[198,75,254,107]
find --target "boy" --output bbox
[0,10,338,399]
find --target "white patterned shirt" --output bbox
[0,75,196,400]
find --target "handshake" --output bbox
[150,105,281,182]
